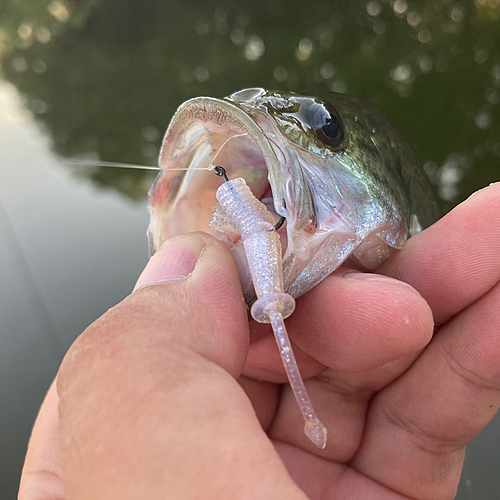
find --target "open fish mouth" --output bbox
[147,88,434,302]
[148,96,286,246]
[148,95,329,301]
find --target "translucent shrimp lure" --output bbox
[212,165,327,448]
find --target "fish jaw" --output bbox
[277,142,407,298]
[242,112,407,298]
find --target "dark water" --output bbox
[0,0,499,497]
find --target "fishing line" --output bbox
[61,159,161,170]
[61,159,209,171]
[61,133,266,174]
[207,133,249,170]
[62,134,249,174]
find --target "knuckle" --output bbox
[443,342,500,393]
[381,403,463,456]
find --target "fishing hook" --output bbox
[212,165,286,231]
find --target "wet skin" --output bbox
[19,183,500,500]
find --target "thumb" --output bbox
[134,232,250,376]
[57,232,304,500]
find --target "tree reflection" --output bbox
[1,0,499,206]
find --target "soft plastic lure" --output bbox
[213,166,327,448]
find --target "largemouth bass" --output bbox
[148,88,440,302]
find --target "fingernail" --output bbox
[134,234,207,290]
[344,272,416,290]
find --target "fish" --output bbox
[147,88,440,303]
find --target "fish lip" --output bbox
[159,96,287,217]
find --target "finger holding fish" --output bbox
[243,185,500,465]
[349,183,500,499]
[244,269,433,460]
[378,182,500,324]
[23,188,500,499]
[244,268,433,382]
[244,183,500,498]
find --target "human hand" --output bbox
[20,184,500,499]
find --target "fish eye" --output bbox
[308,102,344,149]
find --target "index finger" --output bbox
[379,183,500,324]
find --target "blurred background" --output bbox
[0,0,499,497]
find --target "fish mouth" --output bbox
[148,90,416,302]
[147,94,401,301]
[147,96,361,300]
[148,96,292,258]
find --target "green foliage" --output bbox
[1,0,499,205]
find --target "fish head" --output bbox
[148,88,438,300]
